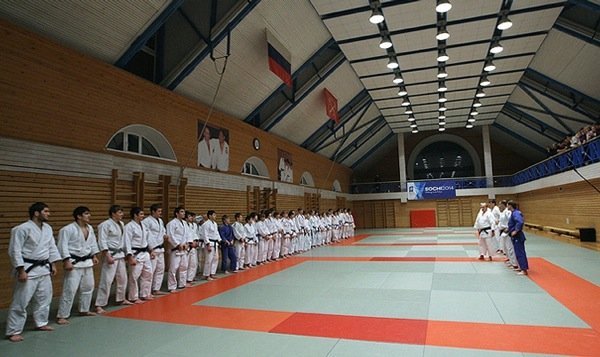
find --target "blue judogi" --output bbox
[218,224,237,272]
[508,208,529,270]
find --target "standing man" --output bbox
[143,204,169,296]
[508,201,529,275]
[219,215,237,273]
[166,207,189,292]
[124,207,153,303]
[185,211,200,284]
[95,205,135,314]
[56,206,100,325]
[202,210,221,280]
[498,200,518,270]
[244,214,258,268]
[489,199,502,253]
[473,202,496,261]
[6,202,61,342]
[232,213,246,271]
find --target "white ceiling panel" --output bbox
[0,0,169,62]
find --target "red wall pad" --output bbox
[410,209,437,228]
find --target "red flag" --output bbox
[266,29,292,87]
[324,88,339,124]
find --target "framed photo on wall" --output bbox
[278,149,293,183]
[197,123,229,172]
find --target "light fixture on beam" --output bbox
[408,115,416,122]
[439,119,446,125]
[437,67,448,78]
[470,109,479,116]
[398,86,408,96]
[410,122,417,128]
[466,123,474,128]
[439,114,446,119]
[437,49,449,62]
[438,103,447,112]
[475,88,486,98]
[467,116,476,123]
[438,81,448,92]
[438,126,446,132]
[393,72,404,84]
[401,99,411,106]
[436,25,450,41]
[490,40,503,54]
[387,56,399,69]
[497,13,513,30]
[480,75,490,86]
[369,2,384,24]
[484,59,496,72]
[379,34,392,49]
[436,0,452,13]
[405,107,413,115]
[473,98,482,107]
[438,93,447,103]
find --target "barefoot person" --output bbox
[6,202,61,342]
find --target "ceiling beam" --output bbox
[335,118,388,163]
[502,103,566,141]
[491,123,549,155]
[351,132,395,169]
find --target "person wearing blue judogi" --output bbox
[507,201,529,276]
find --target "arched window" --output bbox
[242,157,269,178]
[332,179,342,192]
[106,124,176,161]
[300,171,315,187]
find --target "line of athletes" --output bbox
[5,202,355,342]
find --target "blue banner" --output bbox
[407,180,456,200]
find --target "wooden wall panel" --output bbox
[0,19,351,193]
[185,186,247,219]
[517,179,600,231]
[277,194,305,213]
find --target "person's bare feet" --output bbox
[79,311,97,317]
[8,334,24,342]
[56,318,70,325]
[153,290,169,296]
[95,306,107,314]
[119,299,134,306]
[133,299,145,304]
[36,325,54,331]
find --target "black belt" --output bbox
[152,243,164,250]
[70,254,93,264]
[23,258,52,273]
[109,247,124,255]
[478,226,491,234]
[132,246,149,255]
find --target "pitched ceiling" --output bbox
[0,0,598,169]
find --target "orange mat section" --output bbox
[106,254,600,355]
[354,242,477,246]
[270,312,428,345]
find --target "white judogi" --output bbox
[348,213,356,237]
[202,220,221,276]
[266,217,278,259]
[166,218,189,291]
[143,216,166,293]
[57,222,100,319]
[232,221,246,269]
[124,220,152,300]
[244,222,257,266]
[281,218,295,256]
[198,137,217,168]
[474,209,496,258]
[186,221,199,282]
[211,141,229,171]
[6,220,61,336]
[95,218,130,307]
[491,205,502,250]
[255,220,270,262]
[499,209,517,267]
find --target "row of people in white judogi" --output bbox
[6,202,355,342]
[473,199,518,269]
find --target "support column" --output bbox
[397,133,407,191]
[482,125,494,189]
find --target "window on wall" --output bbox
[414,141,474,179]
[241,157,269,178]
[300,172,314,187]
[106,124,176,161]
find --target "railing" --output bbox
[351,136,600,194]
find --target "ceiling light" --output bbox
[466,123,474,128]
[436,0,452,13]
[401,99,411,106]
[439,119,446,125]
[437,67,448,78]
[398,86,408,96]
[439,114,446,119]
[438,127,446,132]
[408,115,416,122]
[405,107,413,114]
[387,57,399,69]
[438,104,447,112]
[437,49,449,62]
[436,25,450,41]
[410,122,417,128]
[484,59,496,72]
[438,93,447,103]
[497,13,513,30]
[480,75,490,86]
[473,98,482,107]
[393,72,404,84]
[475,88,486,98]
[490,40,503,54]
[470,109,479,116]
[467,116,476,123]
[379,35,392,49]
[411,128,419,133]
[369,7,384,24]
[438,81,448,92]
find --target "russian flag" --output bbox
[266,29,292,87]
